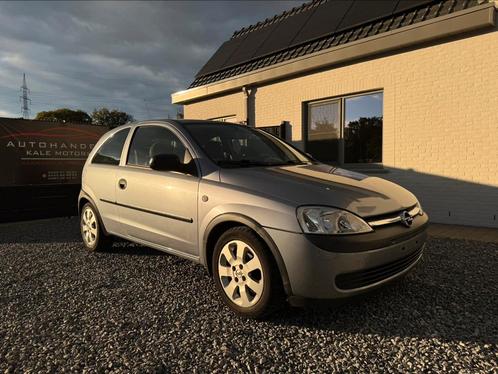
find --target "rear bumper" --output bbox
[265,219,427,299]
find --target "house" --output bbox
[172,0,498,228]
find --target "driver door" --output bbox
[116,124,199,256]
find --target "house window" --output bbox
[307,99,341,163]
[305,91,383,165]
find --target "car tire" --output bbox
[212,226,285,319]
[80,202,113,252]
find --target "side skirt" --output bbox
[109,231,201,263]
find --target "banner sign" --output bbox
[0,118,108,186]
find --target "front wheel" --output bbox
[80,203,112,251]
[212,227,284,319]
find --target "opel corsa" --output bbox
[79,120,428,318]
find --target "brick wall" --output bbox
[185,91,246,123]
[184,30,498,227]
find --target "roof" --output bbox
[189,0,483,89]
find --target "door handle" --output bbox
[118,178,127,190]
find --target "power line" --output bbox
[1,88,170,103]
[1,87,174,110]
[0,96,168,111]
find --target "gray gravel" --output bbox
[0,217,497,373]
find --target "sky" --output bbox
[0,1,302,120]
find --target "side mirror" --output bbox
[149,153,183,172]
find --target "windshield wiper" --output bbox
[281,160,308,165]
[217,159,272,168]
[218,159,309,168]
[261,160,309,166]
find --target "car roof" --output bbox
[132,119,246,128]
[108,119,251,137]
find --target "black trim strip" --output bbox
[335,245,424,290]
[100,199,193,223]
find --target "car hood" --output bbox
[220,163,417,218]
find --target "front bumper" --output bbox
[265,216,428,299]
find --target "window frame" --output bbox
[123,124,200,177]
[91,127,131,166]
[303,89,383,167]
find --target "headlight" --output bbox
[297,206,373,235]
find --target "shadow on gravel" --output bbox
[266,239,498,345]
[1,217,496,347]
[0,217,81,244]
[0,217,167,257]
[105,243,167,257]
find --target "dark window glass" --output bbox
[127,126,195,173]
[344,93,383,163]
[92,128,130,165]
[306,100,340,163]
[184,123,310,168]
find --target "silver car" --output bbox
[79,120,428,318]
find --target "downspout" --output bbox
[242,86,250,126]
[242,86,254,127]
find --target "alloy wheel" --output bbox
[81,206,98,247]
[217,240,264,308]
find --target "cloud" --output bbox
[0,109,17,118]
[0,1,303,120]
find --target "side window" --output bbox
[92,128,130,165]
[127,126,195,173]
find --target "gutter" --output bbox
[242,86,250,127]
[172,2,496,105]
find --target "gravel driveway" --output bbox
[0,217,496,373]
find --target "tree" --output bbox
[91,107,133,128]
[35,108,91,124]
[344,116,383,163]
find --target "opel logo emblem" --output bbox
[400,211,413,227]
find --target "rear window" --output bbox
[92,128,130,165]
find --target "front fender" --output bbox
[202,212,293,296]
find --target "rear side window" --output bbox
[92,128,130,165]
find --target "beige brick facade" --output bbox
[185,91,246,123]
[184,30,498,228]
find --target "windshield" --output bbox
[183,122,312,168]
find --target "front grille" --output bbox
[335,246,423,290]
[367,204,421,228]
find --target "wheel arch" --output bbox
[203,213,292,296]
[78,190,109,236]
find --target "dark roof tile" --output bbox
[190,0,480,88]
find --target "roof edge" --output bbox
[172,2,496,105]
